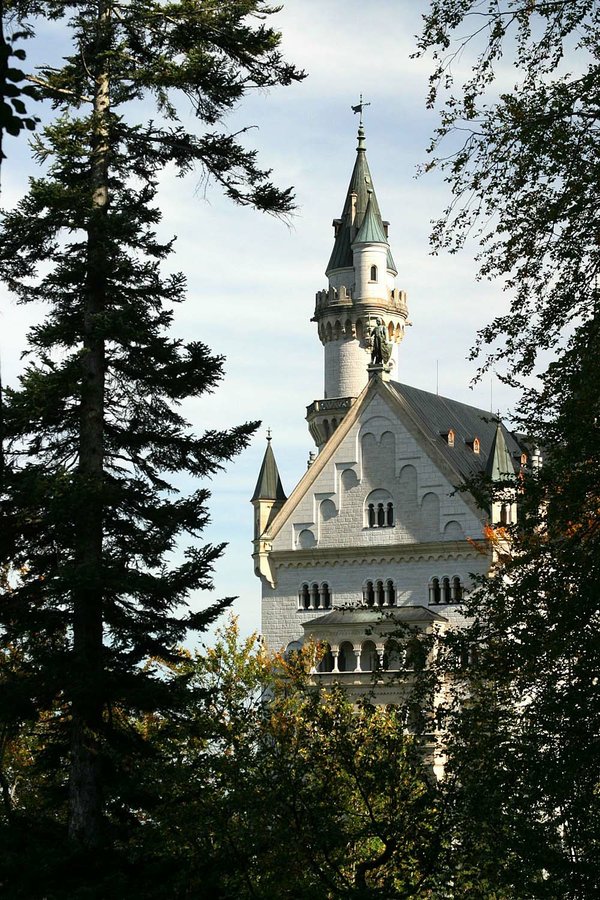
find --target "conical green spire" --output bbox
[252,434,287,502]
[326,125,397,275]
[353,191,388,244]
[486,423,516,481]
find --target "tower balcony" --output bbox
[314,285,408,320]
[306,396,357,449]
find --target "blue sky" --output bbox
[1,1,521,641]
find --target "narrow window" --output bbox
[321,582,331,609]
[385,579,396,607]
[442,576,451,604]
[377,502,385,527]
[375,580,384,607]
[370,264,378,281]
[500,503,509,525]
[430,577,441,605]
[299,583,310,610]
[310,582,319,609]
[364,580,375,607]
[368,503,375,527]
[452,576,463,602]
[386,501,394,526]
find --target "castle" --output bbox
[251,120,524,698]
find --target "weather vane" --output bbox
[351,93,371,125]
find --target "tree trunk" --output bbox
[68,0,111,850]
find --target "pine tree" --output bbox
[0,0,303,854]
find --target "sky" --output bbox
[1,0,523,642]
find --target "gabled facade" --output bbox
[252,122,524,683]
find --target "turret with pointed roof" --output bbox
[251,434,287,569]
[311,122,409,428]
[486,422,519,526]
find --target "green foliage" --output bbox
[121,621,456,899]
[418,4,600,896]
[0,0,303,852]
[416,0,600,378]
[0,11,38,163]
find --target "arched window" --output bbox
[284,640,302,660]
[375,579,384,607]
[360,640,379,672]
[364,580,375,607]
[386,501,394,526]
[385,579,396,607]
[310,582,319,608]
[500,503,510,525]
[320,582,331,610]
[338,641,355,672]
[452,576,463,602]
[317,643,334,673]
[365,490,394,528]
[383,639,403,670]
[442,576,451,604]
[406,638,426,671]
[370,264,378,281]
[430,577,441,605]
[298,583,310,610]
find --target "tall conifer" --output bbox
[0,0,303,851]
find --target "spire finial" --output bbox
[266,427,272,442]
[351,94,370,150]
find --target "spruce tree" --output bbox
[0,0,303,854]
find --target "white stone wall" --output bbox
[324,338,371,398]
[261,552,488,652]
[273,393,484,554]
[352,243,389,301]
[261,390,489,652]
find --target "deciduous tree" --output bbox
[418,5,600,895]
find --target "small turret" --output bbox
[251,432,286,542]
[486,423,518,525]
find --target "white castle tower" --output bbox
[307,121,409,450]
[252,115,524,711]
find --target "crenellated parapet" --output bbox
[306,396,357,450]
[314,286,408,319]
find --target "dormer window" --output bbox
[370,264,378,282]
[441,429,455,447]
[466,436,480,454]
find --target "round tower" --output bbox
[313,123,408,400]
[307,123,409,449]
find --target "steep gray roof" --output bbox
[389,381,523,483]
[251,438,287,503]
[326,125,397,275]
[486,423,517,481]
[353,192,387,244]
